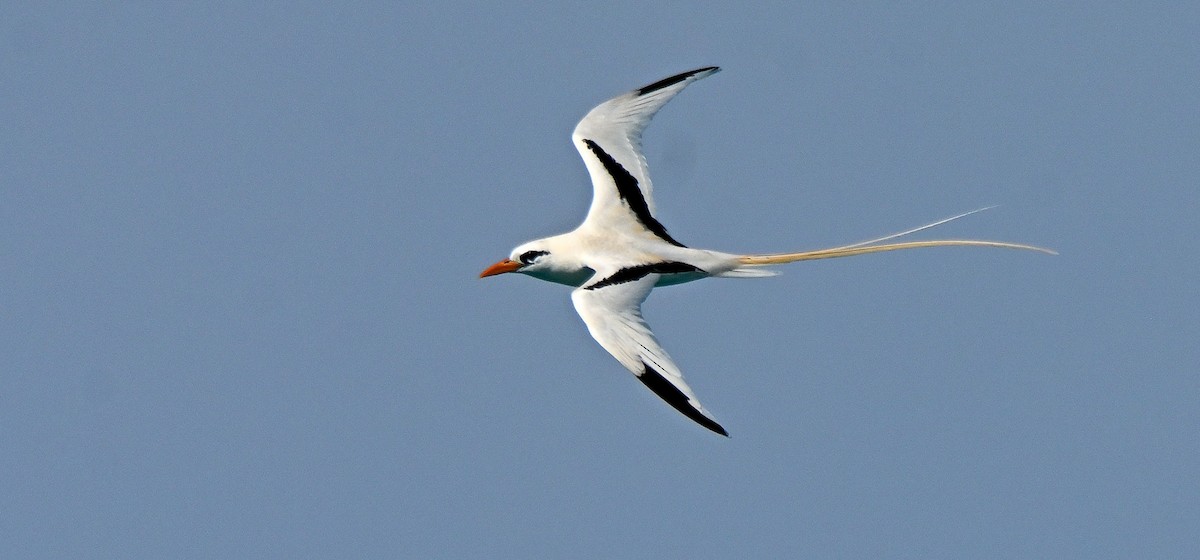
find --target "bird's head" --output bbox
[480,236,596,287]
[479,241,553,278]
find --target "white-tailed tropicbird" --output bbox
[480,67,1054,436]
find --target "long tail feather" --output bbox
[738,209,1056,266]
[835,206,996,249]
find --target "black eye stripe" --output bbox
[519,250,549,265]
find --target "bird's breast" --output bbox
[525,266,597,287]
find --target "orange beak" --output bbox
[479,258,523,278]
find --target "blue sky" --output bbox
[3,3,1197,558]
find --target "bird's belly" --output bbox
[526,267,596,287]
[654,271,708,287]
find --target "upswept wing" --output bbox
[571,67,720,246]
[570,266,727,436]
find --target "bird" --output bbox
[480,67,1053,436]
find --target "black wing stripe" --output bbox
[582,139,685,247]
[637,361,728,436]
[636,67,719,96]
[585,262,702,291]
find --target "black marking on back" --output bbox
[637,360,728,436]
[582,139,685,247]
[636,67,719,96]
[585,262,702,291]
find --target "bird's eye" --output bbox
[519,250,549,265]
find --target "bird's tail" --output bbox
[735,207,1056,268]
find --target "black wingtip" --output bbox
[711,422,730,438]
[635,66,721,96]
[695,412,729,438]
[636,361,729,437]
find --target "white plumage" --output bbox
[481,67,1053,436]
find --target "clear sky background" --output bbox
[3,3,1197,558]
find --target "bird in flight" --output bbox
[480,67,1053,436]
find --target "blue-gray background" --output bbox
[4,3,1196,558]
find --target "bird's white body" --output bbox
[481,67,1052,436]
[510,230,758,287]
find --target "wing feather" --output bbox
[571,270,728,436]
[571,67,720,241]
